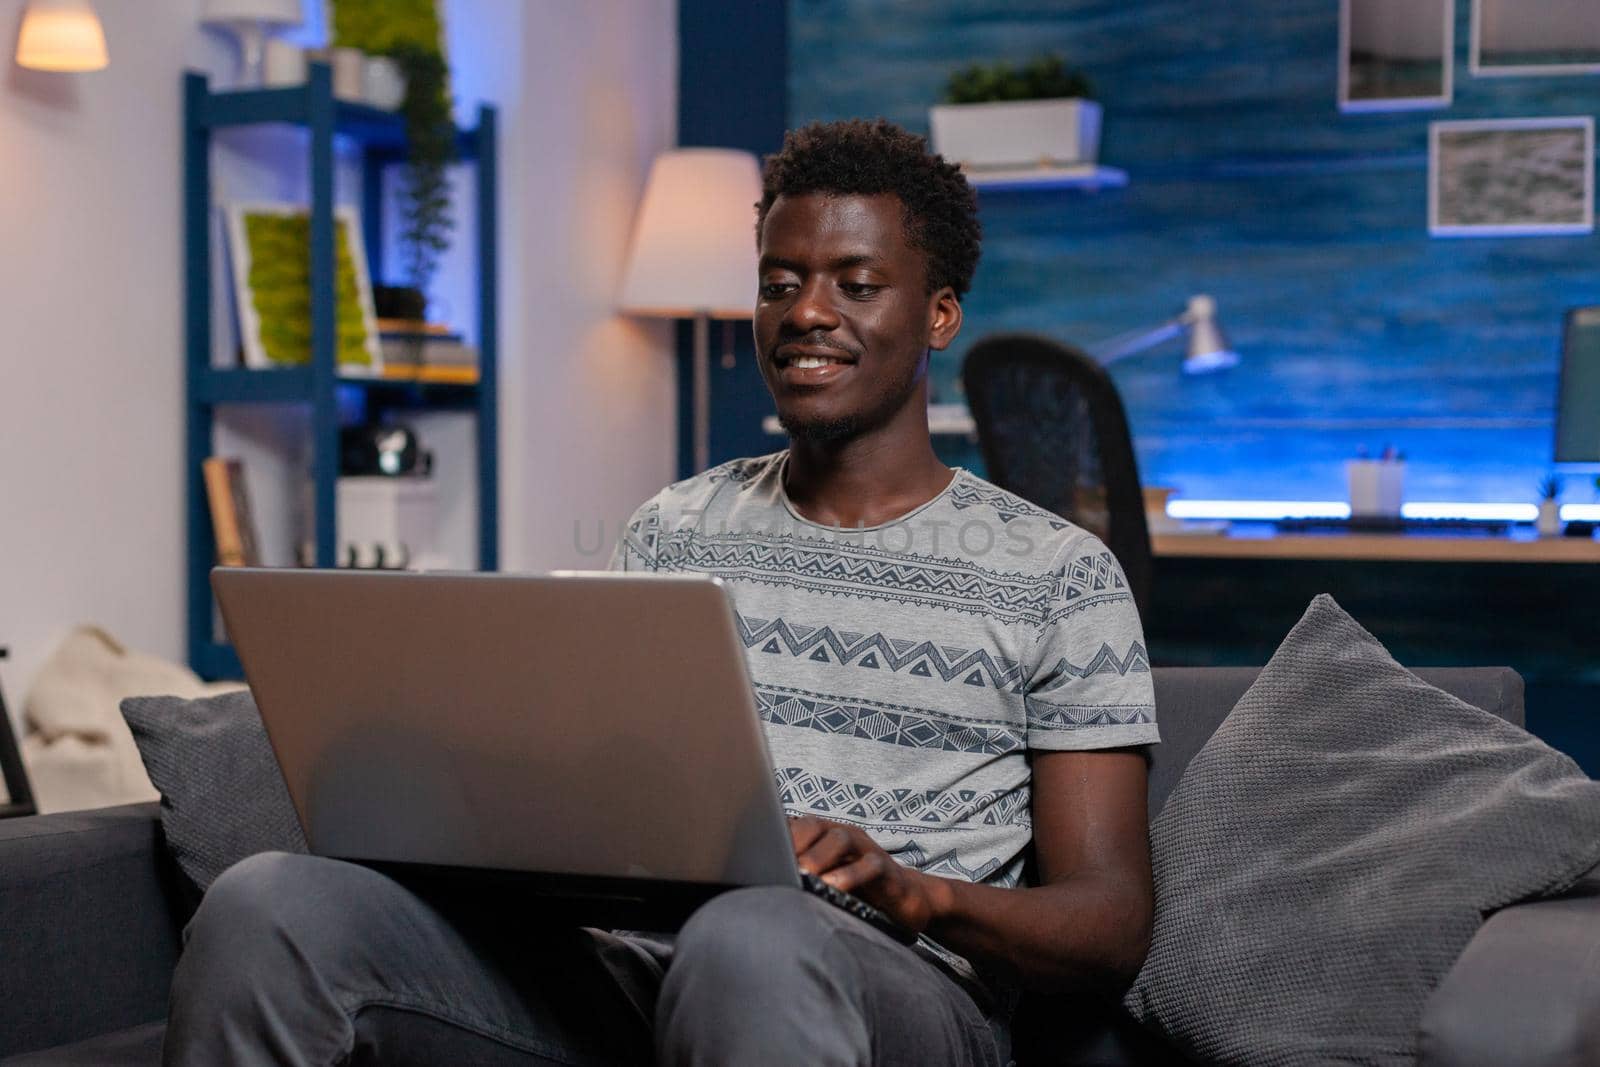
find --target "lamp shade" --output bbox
[619,148,762,320]
[15,0,107,72]
[1181,294,1241,374]
[199,0,304,25]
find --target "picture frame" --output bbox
[1471,0,1600,77]
[1340,0,1454,113]
[223,201,383,374]
[1429,117,1595,237]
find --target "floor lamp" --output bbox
[619,149,763,473]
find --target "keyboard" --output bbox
[799,871,919,944]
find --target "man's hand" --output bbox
[787,815,950,933]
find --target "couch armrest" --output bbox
[0,802,185,1057]
[1417,867,1600,1067]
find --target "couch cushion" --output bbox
[1144,666,1523,819]
[121,690,305,893]
[1123,595,1600,1066]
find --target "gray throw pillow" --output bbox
[121,689,306,892]
[1124,594,1600,1066]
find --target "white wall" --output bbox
[0,0,677,734]
[510,0,678,571]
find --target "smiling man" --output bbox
[165,120,1156,1067]
[612,119,1161,1063]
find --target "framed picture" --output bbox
[1340,0,1454,113]
[1471,0,1600,76]
[224,202,382,374]
[1429,117,1594,237]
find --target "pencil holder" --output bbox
[1346,460,1404,518]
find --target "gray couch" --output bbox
[2,666,1597,1065]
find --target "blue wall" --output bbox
[788,0,1600,504]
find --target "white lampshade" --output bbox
[199,0,304,26]
[15,0,108,72]
[619,148,762,320]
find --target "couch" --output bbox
[3,666,1597,1065]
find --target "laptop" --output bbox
[211,567,916,942]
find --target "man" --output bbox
[166,119,1156,1066]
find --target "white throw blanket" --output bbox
[19,626,242,813]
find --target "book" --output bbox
[375,318,455,336]
[376,364,481,385]
[378,335,479,369]
[202,457,262,567]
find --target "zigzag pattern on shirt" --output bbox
[1028,703,1157,730]
[738,614,1030,692]
[659,529,1059,624]
[948,479,1070,531]
[892,839,1022,888]
[1040,640,1152,681]
[775,767,1032,832]
[620,505,660,564]
[1043,550,1131,622]
[755,684,1026,755]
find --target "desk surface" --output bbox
[1153,528,1600,563]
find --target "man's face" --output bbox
[754,193,960,443]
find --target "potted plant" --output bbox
[1537,475,1563,537]
[328,1,456,301]
[929,55,1100,172]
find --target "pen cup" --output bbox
[1346,460,1404,519]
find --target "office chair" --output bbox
[961,333,1153,615]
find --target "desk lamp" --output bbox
[619,148,762,472]
[1088,294,1240,374]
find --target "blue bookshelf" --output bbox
[184,64,499,681]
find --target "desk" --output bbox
[1145,528,1600,773]
[1153,529,1600,564]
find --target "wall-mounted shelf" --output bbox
[963,163,1128,191]
[762,403,977,438]
[184,64,500,679]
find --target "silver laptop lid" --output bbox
[212,568,798,889]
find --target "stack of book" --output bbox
[375,320,480,384]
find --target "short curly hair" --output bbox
[757,119,982,299]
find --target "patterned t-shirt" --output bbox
[609,451,1158,892]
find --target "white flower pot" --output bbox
[929,98,1102,171]
[1537,499,1563,537]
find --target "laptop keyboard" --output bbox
[799,871,918,944]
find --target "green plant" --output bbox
[389,43,456,296]
[1539,474,1563,501]
[330,0,455,297]
[944,55,1094,105]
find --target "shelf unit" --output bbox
[184,64,499,680]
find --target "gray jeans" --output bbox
[164,852,1008,1066]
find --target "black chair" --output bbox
[961,333,1153,615]
[0,647,36,818]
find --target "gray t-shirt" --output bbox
[610,451,1158,892]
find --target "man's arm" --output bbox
[790,747,1152,995]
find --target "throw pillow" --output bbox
[121,689,306,893]
[1124,594,1600,1066]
